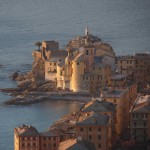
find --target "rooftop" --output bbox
[110,74,127,80]
[58,139,89,150]
[100,88,126,98]
[77,111,110,126]
[46,57,61,62]
[81,99,116,112]
[14,124,39,136]
[130,95,150,113]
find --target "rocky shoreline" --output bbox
[0,70,93,106]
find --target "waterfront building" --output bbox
[56,28,115,93]
[14,124,60,150]
[130,95,150,143]
[45,57,61,81]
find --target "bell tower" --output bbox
[85,26,89,36]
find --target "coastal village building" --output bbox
[76,99,116,150]
[117,53,150,90]
[76,111,111,150]
[56,28,115,93]
[130,95,150,143]
[31,28,116,93]
[14,125,60,150]
[32,40,67,79]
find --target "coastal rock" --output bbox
[11,72,19,80]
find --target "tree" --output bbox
[35,41,42,51]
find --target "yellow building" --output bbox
[56,29,115,93]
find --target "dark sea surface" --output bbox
[0,0,150,149]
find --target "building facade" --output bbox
[130,95,150,143]
[14,125,60,150]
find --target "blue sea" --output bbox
[0,0,150,149]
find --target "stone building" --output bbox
[130,95,150,143]
[56,29,115,93]
[14,125,60,150]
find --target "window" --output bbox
[98,143,101,148]
[114,99,116,103]
[134,122,136,126]
[54,63,56,66]
[53,137,56,141]
[28,143,30,147]
[98,135,101,140]
[80,127,83,131]
[48,137,51,140]
[144,122,146,126]
[27,137,30,140]
[33,137,36,140]
[43,144,46,147]
[86,50,88,55]
[50,63,52,66]
[22,137,24,141]
[89,127,92,132]
[33,143,36,147]
[53,143,56,147]
[89,135,92,140]
[77,62,79,65]
[43,137,46,141]
[22,143,25,147]
[98,128,101,132]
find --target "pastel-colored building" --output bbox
[76,111,111,150]
[79,99,117,149]
[14,125,60,150]
[56,29,115,93]
[45,58,61,81]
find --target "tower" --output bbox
[85,26,89,36]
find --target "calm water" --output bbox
[0,0,150,149]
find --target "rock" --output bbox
[11,72,19,80]
[17,79,31,88]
